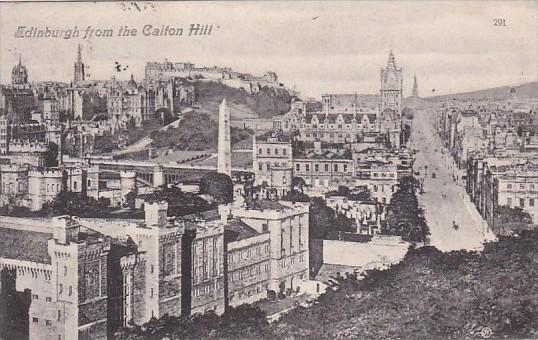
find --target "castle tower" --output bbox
[412,74,419,98]
[74,44,85,84]
[217,98,231,177]
[380,50,403,113]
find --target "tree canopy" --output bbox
[383,176,429,243]
[144,185,214,216]
[199,173,234,204]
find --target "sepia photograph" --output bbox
[0,1,537,339]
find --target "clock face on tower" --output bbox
[386,72,398,89]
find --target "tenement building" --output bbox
[220,200,310,294]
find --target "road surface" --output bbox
[410,107,495,252]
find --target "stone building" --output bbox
[176,210,225,316]
[220,200,310,293]
[0,163,99,211]
[252,133,293,196]
[223,218,271,307]
[0,215,146,340]
[154,77,196,115]
[108,75,156,129]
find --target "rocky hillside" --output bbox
[193,81,294,120]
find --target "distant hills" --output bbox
[424,81,538,102]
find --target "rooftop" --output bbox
[224,218,263,242]
[0,227,52,264]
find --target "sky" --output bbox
[1,1,537,98]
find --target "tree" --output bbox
[44,191,110,217]
[309,197,353,239]
[124,191,137,210]
[199,173,234,204]
[383,176,429,243]
[492,206,534,235]
[144,185,213,216]
[44,142,59,167]
[292,177,307,193]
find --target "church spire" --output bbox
[77,44,82,63]
[387,50,396,68]
[412,74,419,98]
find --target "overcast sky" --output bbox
[1,1,537,98]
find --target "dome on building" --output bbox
[127,74,138,90]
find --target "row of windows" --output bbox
[31,310,61,325]
[506,197,535,208]
[230,263,269,282]
[506,183,536,190]
[228,244,270,263]
[279,254,305,268]
[257,147,288,156]
[295,163,349,173]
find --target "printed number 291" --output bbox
[493,18,507,26]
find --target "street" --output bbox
[410,107,496,252]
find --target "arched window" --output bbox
[87,179,91,187]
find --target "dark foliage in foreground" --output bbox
[114,230,538,340]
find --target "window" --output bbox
[305,164,310,172]
[530,198,535,207]
[69,286,72,296]
[32,317,38,324]
[259,163,263,171]
[507,197,512,206]
[275,148,279,155]
[32,294,38,300]
[283,149,287,155]
[266,148,270,155]
[73,181,77,190]
[64,266,67,276]
[520,184,525,190]
[59,284,63,294]
[296,164,300,171]
[324,164,329,172]
[315,164,319,172]
[520,198,525,207]
[150,288,154,298]
[258,148,262,155]
[87,179,91,187]
[507,183,512,189]
[334,164,338,172]
[46,320,52,326]
[266,163,270,171]
[151,265,154,273]
[343,164,348,172]
[46,297,52,302]
[57,310,61,321]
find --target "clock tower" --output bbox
[380,50,403,113]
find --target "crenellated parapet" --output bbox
[8,139,49,153]
[0,257,53,281]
